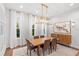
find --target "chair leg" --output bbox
[50,47,52,53]
[53,46,54,50]
[37,46,40,56]
[48,49,50,54]
[27,49,28,55]
[43,50,45,56]
[34,49,35,52]
[30,50,31,56]
[55,45,57,51]
[50,46,52,53]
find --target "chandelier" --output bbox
[36,4,48,24]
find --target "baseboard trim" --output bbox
[6,44,27,49]
[58,43,79,50]
[13,44,26,49]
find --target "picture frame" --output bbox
[53,21,71,33]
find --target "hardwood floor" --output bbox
[4,48,13,56]
[4,45,26,56]
[76,51,79,56]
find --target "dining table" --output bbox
[28,36,56,56]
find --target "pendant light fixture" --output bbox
[41,4,48,24]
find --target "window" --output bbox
[32,24,35,36]
[44,26,45,34]
[16,21,20,38]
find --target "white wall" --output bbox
[5,9,10,48]
[49,8,79,48]
[0,3,7,55]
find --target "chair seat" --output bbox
[29,45,37,49]
[40,44,44,48]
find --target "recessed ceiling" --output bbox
[3,3,79,18]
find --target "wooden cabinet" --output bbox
[51,32,71,45]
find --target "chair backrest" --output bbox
[25,39,31,48]
[51,38,57,46]
[51,33,57,37]
[34,36,39,39]
[40,35,44,38]
[43,40,50,50]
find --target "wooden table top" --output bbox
[28,36,56,46]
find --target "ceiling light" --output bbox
[20,5,23,8]
[36,11,38,14]
[70,3,74,6]
[71,22,75,26]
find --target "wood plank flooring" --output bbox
[4,48,13,56]
[4,45,25,56]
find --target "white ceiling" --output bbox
[3,3,79,18]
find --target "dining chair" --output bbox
[26,39,37,56]
[51,33,57,37]
[50,38,57,53]
[33,36,39,52]
[40,35,45,38]
[40,39,50,56]
[51,33,59,44]
[34,36,39,39]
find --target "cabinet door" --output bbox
[63,35,67,45]
[66,35,71,45]
[56,34,71,45]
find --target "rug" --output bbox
[13,45,78,56]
